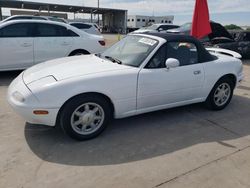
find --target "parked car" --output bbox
[167,21,233,43]
[8,33,243,140]
[214,31,250,58]
[69,22,101,35]
[1,15,68,23]
[0,20,105,71]
[132,24,179,34]
[167,22,250,58]
[44,16,68,23]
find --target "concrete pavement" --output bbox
[0,60,250,188]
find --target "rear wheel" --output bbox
[60,94,112,141]
[69,50,90,56]
[205,78,234,110]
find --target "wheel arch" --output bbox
[56,92,115,126]
[68,49,90,56]
[206,73,237,100]
[216,73,237,89]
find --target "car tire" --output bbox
[69,50,90,56]
[205,78,234,110]
[60,94,112,141]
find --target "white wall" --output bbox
[127,15,174,28]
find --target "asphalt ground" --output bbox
[0,36,250,187]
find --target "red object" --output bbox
[98,40,106,46]
[191,0,212,39]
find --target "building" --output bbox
[0,0,128,33]
[127,15,174,29]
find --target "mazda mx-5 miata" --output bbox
[8,33,244,140]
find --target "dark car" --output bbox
[165,21,250,58]
[166,21,233,42]
[215,31,250,58]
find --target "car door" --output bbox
[33,23,73,64]
[137,41,205,110]
[0,23,34,70]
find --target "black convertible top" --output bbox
[145,32,197,42]
[142,33,216,62]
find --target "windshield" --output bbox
[100,35,158,67]
[179,23,192,31]
[146,24,159,30]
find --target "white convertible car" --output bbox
[8,33,244,140]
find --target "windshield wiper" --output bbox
[105,56,123,64]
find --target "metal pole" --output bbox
[97,0,100,25]
[124,10,128,34]
[0,7,2,21]
[91,9,93,23]
[47,5,50,16]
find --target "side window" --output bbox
[67,29,79,37]
[146,45,166,69]
[71,23,91,29]
[36,23,58,37]
[0,23,33,38]
[35,23,76,37]
[167,42,198,66]
[146,42,199,69]
[57,26,71,37]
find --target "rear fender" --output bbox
[206,48,242,59]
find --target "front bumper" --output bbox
[237,72,244,87]
[7,73,59,126]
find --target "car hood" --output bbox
[167,28,190,35]
[167,28,180,33]
[23,55,131,84]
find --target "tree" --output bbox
[246,27,250,31]
[224,24,242,30]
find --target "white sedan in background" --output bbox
[69,22,101,35]
[132,24,179,34]
[8,33,243,141]
[0,20,105,71]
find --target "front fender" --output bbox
[28,70,139,118]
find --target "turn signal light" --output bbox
[33,110,49,115]
[98,40,106,46]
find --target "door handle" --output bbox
[21,43,32,47]
[193,70,201,75]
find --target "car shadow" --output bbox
[0,71,22,86]
[24,94,250,166]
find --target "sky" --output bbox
[2,0,250,26]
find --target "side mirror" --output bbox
[165,58,180,69]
